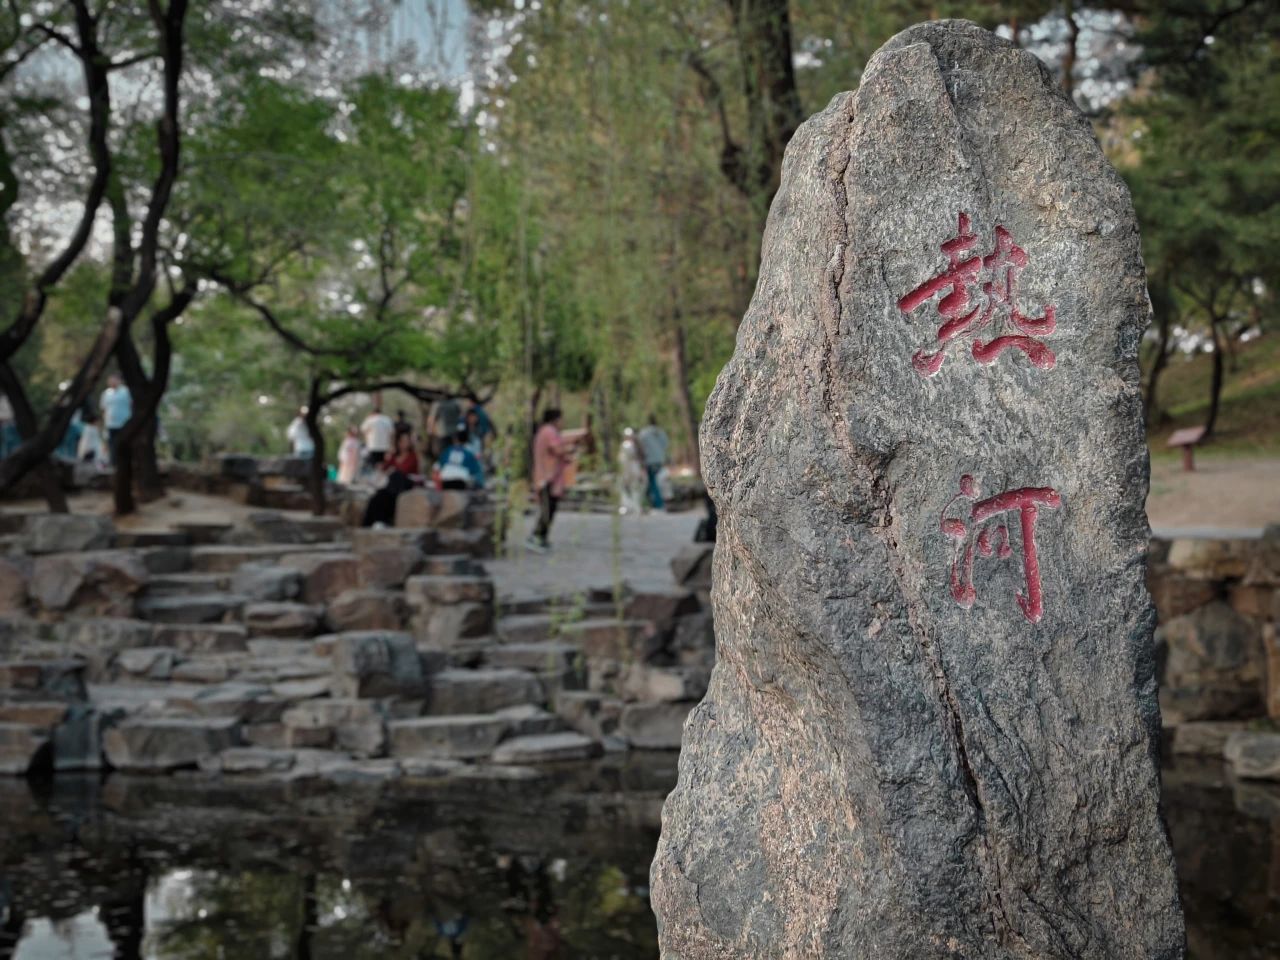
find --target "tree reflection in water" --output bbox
[0,755,674,960]
[1,753,1275,959]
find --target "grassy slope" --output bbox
[1149,333,1280,458]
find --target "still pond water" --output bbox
[0,754,1276,959]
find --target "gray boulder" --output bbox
[388,714,507,760]
[231,563,303,602]
[1224,731,1280,781]
[651,21,1183,960]
[23,514,114,554]
[30,550,148,617]
[0,556,29,613]
[1156,601,1264,723]
[326,588,407,633]
[244,602,324,638]
[0,722,51,774]
[329,630,425,698]
[103,716,241,771]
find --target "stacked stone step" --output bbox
[490,577,716,751]
[1,512,613,777]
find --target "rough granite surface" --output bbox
[651,20,1184,960]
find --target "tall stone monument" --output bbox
[652,20,1185,960]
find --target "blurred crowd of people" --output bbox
[0,375,135,472]
[283,393,493,528]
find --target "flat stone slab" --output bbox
[425,668,544,716]
[1225,732,1280,780]
[557,618,659,661]
[388,714,508,760]
[136,593,247,625]
[243,602,324,638]
[490,731,601,765]
[496,614,557,645]
[405,575,495,607]
[483,642,580,672]
[103,716,241,771]
[0,701,69,726]
[152,623,249,654]
[189,543,345,573]
[494,704,565,737]
[619,701,691,750]
[1169,721,1247,758]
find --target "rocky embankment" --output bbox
[0,507,714,781]
[1154,529,1280,779]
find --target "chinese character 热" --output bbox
[901,213,1057,377]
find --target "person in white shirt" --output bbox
[76,411,107,467]
[99,374,132,465]
[337,425,362,485]
[360,401,396,469]
[618,427,645,515]
[286,407,314,458]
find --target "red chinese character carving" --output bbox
[900,213,1057,377]
[941,474,1062,624]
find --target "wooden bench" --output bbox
[1166,426,1206,472]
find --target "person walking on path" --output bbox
[286,407,314,458]
[527,408,580,553]
[618,427,646,515]
[360,401,395,470]
[99,374,132,466]
[637,415,669,511]
[337,426,361,485]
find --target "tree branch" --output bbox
[0,0,114,363]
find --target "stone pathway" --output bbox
[489,509,703,603]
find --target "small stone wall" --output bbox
[1152,528,1280,779]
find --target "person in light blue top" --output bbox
[99,374,132,465]
[436,425,485,490]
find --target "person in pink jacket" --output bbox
[527,408,580,552]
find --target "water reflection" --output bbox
[0,757,673,960]
[0,755,1276,959]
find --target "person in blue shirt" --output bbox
[468,402,494,449]
[99,374,132,465]
[436,425,485,490]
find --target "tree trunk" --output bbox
[1062,0,1079,96]
[720,0,804,218]
[1203,316,1225,439]
[0,362,69,512]
[1144,307,1172,426]
[114,432,136,516]
[305,378,327,516]
[672,322,701,476]
[135,417,164,502]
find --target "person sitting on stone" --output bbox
[381,429,420,476]
[435,425,485,490]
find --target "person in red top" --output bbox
[527,408,580,553]
[382,430,420,476]
[361,431,420,528]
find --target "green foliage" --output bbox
[1121,0,1280,429]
